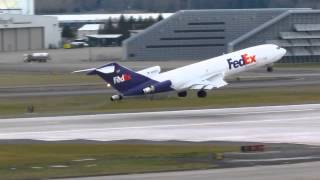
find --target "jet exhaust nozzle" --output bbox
[143,86,156,94]
[110,95,123,101]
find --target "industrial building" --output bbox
[0,0,34,15]
[0,0,60,52]
[124,8,320,63]
[0,13,60,52]
[77,24,102,39]
[87,34,123,47]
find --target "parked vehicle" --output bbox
[70,39,89,48]
[23,53,51,63]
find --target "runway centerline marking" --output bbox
[211,108,316,116]
[229,156,319,162]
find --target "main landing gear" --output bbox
[178,90,207,98]
[197,90,207,98]
[178,91,187,97]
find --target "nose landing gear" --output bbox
[267,66,274,72]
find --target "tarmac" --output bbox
[55,161,320,180]
[0,104,319,145]
[1,47,320,180]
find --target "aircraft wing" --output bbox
[187,73,228,90]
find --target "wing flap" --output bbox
[188,73,228,90]
[190,84,206,90]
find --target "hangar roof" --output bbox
[87,34,122,39]
[78,24,101,31]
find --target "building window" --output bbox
[174,29,225,33]
[160,37,225,40]
[188,22,225,25]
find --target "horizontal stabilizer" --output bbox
[72,65,115,75]
[72,68,96,74]
[95,65,115,74]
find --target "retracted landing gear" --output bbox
[178,91,187,97]
[197,90,207,98]
[266,63,274,72]
[110,95,123,101]
[267,66,274,72]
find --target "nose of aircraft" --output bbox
[280,47,287,57]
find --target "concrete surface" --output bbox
[55,161,320,180]
[0,104,320,145]
[1,68,320,97]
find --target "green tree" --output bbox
[117,15,130,38]
[157,14,164,22]
[144,17,156,27]
[128,16,136,30]
[62,25,75,38]
[99,17,115,34]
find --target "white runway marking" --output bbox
[0,104,320,145]
[229,156,319,162]
[0,116,312,135]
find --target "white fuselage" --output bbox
[152,44,287,91]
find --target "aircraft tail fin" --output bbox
[74,63,152,94]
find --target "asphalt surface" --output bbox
[1,48,320,180]
[1,104,320,145]
[3,104,320,180]
[1,68,320,97]
[0,46,320,97]
[55,161,320,180]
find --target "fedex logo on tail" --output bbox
[113,74,132,84]
[227,54,256,70]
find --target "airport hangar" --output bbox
[0,13,60,52]
[124,8,320,63]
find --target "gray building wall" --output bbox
[124,9,288,61]
[124,8,320,63]
[232,10,320,63]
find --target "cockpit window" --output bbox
[276,46,281,50]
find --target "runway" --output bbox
[0,75,318,97]
[0,104,320,145]
[1,67,320,97]
[56,161,320,180]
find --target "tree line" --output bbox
[62,14,164,39]
[99,14,163,38]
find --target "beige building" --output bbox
[0,13,60,52]
[0,0,34,15]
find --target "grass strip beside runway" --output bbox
[0,85,319,118]
[275,63,320,68]
[0,73,101,87]
[0,144,237,180]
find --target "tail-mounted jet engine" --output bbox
[143,80,172,94]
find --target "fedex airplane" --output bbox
[74,44,286,101]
